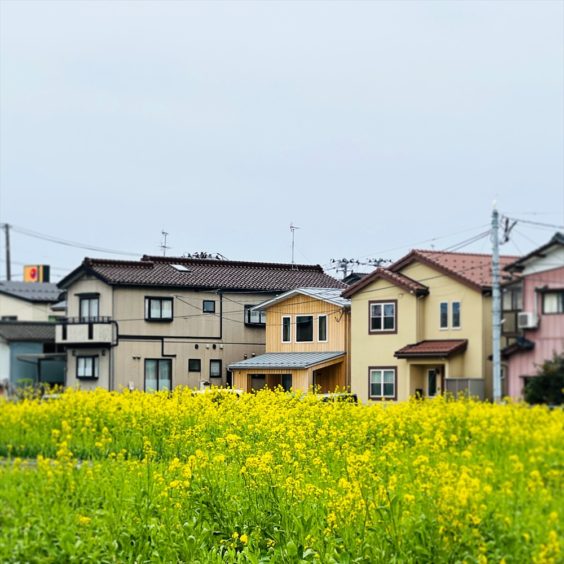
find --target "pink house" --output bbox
[501,233,564,399]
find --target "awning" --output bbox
[229,351,345,370]
[395,340,468,359]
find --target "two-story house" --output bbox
[501,232,564,398]
[229,288,350,393]
[55,256,344,391]
[343,249,518,402]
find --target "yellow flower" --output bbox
[77,515,91,526]
[240,533,248,544]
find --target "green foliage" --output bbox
[524,351,564,405]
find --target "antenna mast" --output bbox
[290,223,300,264]
[161,230,170,256]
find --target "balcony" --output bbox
[56,317,117,346]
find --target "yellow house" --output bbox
[343,250,518,402]
[230,288,350,393]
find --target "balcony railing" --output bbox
[63,316,113,324]
[56,318,116,346]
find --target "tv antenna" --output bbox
[161,230,170,256]
[290,223,300,264]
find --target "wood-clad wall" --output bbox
[266,295,349,353]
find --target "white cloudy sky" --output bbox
[1,0,563,281]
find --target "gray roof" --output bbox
[229,351,345,370]
[0,322,56,342]
[254,287,350,311]
[0,281,62,303]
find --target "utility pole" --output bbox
[491,204,501,402]
[3,223,11,281]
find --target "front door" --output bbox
[427,368,439,397]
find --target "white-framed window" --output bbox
[369,368,396,400]
[543,291,564,314]
[79,296,99,322]
[439,301,461,329]
[318,315,328,342]
[369,301,396,333]
[145,359,172,391]
[282,316,291,342]
[77,356,99,379]
[145,297,173,321]
[244,305,266,326]
[296,315,314,342]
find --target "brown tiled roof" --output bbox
[395,339,468,358]
[342,268,429,298]
[58,256,346,292]
[390,250,519,291]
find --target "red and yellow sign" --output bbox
[23,265,50,283]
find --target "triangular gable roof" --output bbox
[342,268,429,299]
[254,287,350,311]
[58,257,346,292]
[389,249,519,292]
[504,232,564,273]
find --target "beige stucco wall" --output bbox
[66,276,114,318]
[62,277,271,390]
[401,262,486,379]
[349,278,418,403]
[0,293,57,321]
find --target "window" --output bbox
[1,316,17,321]
[244,305,266,325]
[318,315,327,342]
[203,300,216,314]
[79,296,99,321]
[452,302,461,328]
[282,316,291,342]
[369,368,396,400]
[145,297,173,321]
[188,359,201,372]
[369,301,396,333]
[440,302,449,329]
[503,285,523,311]
[296,315,314,342]
[210,359,222,378]
[439,301,461,329]
[543,291,564,314]
[77,356,99,379]
[145,359,172,391]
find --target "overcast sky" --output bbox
[1,0,563,282]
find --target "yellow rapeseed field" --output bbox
[0,388,562,563]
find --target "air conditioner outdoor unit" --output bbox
[517,312,538,330]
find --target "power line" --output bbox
[6,224,142,257]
